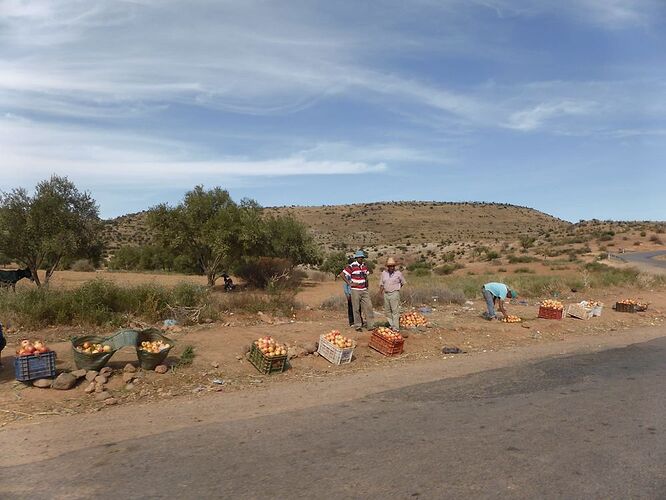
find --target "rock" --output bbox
[123,363,137,373]
[71,369,87,379]
[257,311,274,324]
[122,372,135,384]
[211,362,219,368]
[52,372,78,390]
[99,367,113,377]
[94,383,105,393]
[95,391,112,401]
[235,355,243,361]
[103,398,118,405]
[125,383,135,391]
[154,365,168,374]
[32,378,53,389]
[85,370,99,382]
[302,342,317,355]
[94,375,108,385]
[441,346,463,355]
[84,382,96,393]
[288,347,307,360]
[203,318,213,324]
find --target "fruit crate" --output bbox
[248,344,288,374]
[317,335,355,365]
[591,304,603,317]
[368,331,404,357]
[566,303,593,320]
[14,351,57,382]
[614,302,648,313]
[538,306,564,320]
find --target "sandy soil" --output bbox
[1,276,664,428]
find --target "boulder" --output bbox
[302,342,317,355]
[154,365,168,374]
[84,382,96,394]
[122,372,135,384]
[94,375,108,385]
[32,378,53,389]
[85,370,99,382]
[71,369,87,379]
[52,372,78,390]
[123,363,137,373]
[99,367,113,377]
[103,397,118,405]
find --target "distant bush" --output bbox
[649,235,663,245]
[407,260,431,272]
[235,257,304,290]
[434,263,464,275]
[108,245,199,274]
[508,255,538,264]
[514,267,535,274]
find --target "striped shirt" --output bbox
[343,261,369,291]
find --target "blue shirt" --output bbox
[484,282,508,299]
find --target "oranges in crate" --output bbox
[323,330,355,349]
[540,299,564,310]
[254,336,287,357]
[400,311,428,328]
[374,326,403,341]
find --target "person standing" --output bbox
[481,282,517,320]
[340,257,355,326]
[342,250,374,331]
[379,257,406,332]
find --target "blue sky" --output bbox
[1,0,665,222]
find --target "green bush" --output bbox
[70,259,96,272]
[434,263,464,275]
[508,255,538,264]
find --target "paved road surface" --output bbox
[614,250,666,271]
[3,337,666,499]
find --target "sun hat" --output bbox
[386,257,396,266]
[354,250,365,259]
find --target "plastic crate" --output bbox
[566,303,593,320]
[248,344,288,374]
[14,351,57,382]
[615,302,648,313]
[317,335,354,365]
[538,306,564,320]
[591,305,603,317]
[368,331,404,357]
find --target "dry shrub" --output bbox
[70,259,96,272]
[320,294,347,310]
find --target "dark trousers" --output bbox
[346,296,354,325]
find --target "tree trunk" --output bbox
[44,257,60,287]
[29,265,42,288]
[206,271,217,287]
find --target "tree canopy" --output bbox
[148,186,320,286]
[0,175,101,286]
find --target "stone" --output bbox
[122,372,135,384]
[103,398,118,405]
[52,372,78,390]
[94,383,105,393]
[95,391,112,401]
[84,382,96,394]
[99,367,113,377]
[125,383,135,391]
[154,365,168,374]
[94,375,108,385]
[85,370,99,382]
[211,362,219,368]
[32,378,53,389]
[71,369,87,379]
[302,342,317,355]
[123,363,137,373]
[235,355,243,361]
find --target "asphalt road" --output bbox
[3,337,666,499]
[615,250,666,270]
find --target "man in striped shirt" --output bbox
[342,250,374,331]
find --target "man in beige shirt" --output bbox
[379,257,406,332]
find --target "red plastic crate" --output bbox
[538,306,564,320]
[368,331,404,357]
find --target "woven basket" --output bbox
[71,335,116,371]
[135,329,174,370]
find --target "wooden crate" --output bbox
[368,331,404,357]
[566,303,593,320]
[538,306,564,320]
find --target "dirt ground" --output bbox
[1,275,664,428]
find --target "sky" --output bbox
[1,0,665,222]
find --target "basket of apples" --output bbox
[249,336,288,374]
[72,335,116,371]
[14,339,56,382]
[538,300,564,320]
[135,328,174,370]
[369,326,404,357]
[317,330,355,365]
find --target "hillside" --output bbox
[102,201,569,259]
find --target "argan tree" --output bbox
[0,175,102,287]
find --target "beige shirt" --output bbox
[380,269,405,293]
